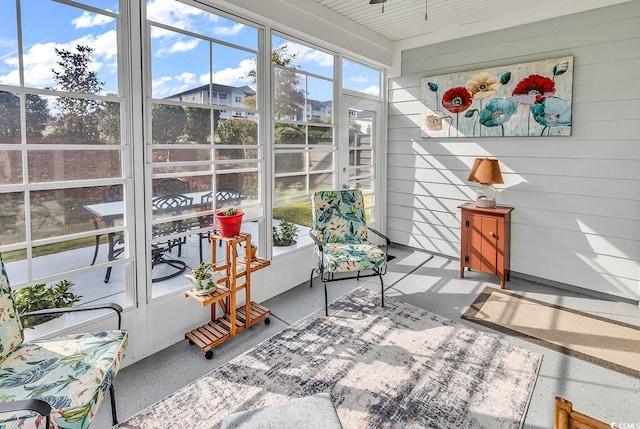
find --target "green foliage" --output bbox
[216,118,257,145]
[14,280,82,329]
[152,103,187,144]
[272,220,299,246]
[216,118,257,160]
[50,45,105,141]
[221,207,238,216]
[274,123,304,144]
[0,91,50,138]
[191,262,217,291]
[274,67,305,120]
[184,106,219,143]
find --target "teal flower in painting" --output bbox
[479,97,518,135]
[530,97,572,128]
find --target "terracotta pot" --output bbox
[215,211,244,237]
[249,246,257,259]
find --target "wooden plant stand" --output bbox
[185,232,270,359]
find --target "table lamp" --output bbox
[467,158,503,208]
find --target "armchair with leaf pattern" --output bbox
[0,255,128,428]
[309,189,389,316]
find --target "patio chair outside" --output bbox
[151,194,194,282]
[308,189,389,316]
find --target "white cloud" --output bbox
[147,0,205,35]
[156,38,200,57]
[152,76,174,97]
[277,42,333,68]
[362,85,380,96]
[212,23,245,37]
[91,30,118,60]
[350,75,368,84]
[11,30,119,90]
[209,58,254,86]
[72,11,115,29]
[176,72,196,84]
[0,69,19,86]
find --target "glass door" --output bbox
[340,96,382,225]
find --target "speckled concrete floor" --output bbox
[93,244,640,428]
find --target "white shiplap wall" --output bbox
[388,1,640,301]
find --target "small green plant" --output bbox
[13,280,82,329]
[221,207,238,216]
[190,262,217,291]
[272,220,299,246]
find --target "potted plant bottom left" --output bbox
[14,280,82,340]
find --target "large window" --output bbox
[145,0,262,296]
[271,35,334,232]
[0,1,130,309]
[0,1,385,330]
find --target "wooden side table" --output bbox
[458,203,513,288]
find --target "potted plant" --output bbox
[215,207,244,237]
[14,280,82,329]
[247,242,257,259]
[185,262,222,295]
[272,220,299,247]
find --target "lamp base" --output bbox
[475,183,497,208]
[475,197,496,208]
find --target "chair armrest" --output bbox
[23,303,124,330]
[367,227,390,247]
[0,398,51,426]
[308,230,323,252]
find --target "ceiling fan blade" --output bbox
[369,0,386,4]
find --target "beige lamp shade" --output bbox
[467,158,504,184]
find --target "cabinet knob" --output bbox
[489,231,495,237]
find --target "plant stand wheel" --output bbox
[204,350,213,360]
[265,317,270,325]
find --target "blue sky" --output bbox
[0,0,380,99]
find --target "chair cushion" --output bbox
[0,330,128,429]
[221,393,343,429]
[312,190,368,244]
[0,260,23,364]
[323,242,386,273]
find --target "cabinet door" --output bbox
[467,214,499,275]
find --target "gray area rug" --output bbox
[116,287,542,429]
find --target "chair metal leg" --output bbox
[91,234,101,265]
[199,233,205,263]
[110,383,118,425]
[323,280,329,316]
[378,272,384,308]
[309,268,315,288]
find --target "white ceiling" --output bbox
[313,0,633,45]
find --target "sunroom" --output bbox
[1,0,638,412]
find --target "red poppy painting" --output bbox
[420,56,573,138]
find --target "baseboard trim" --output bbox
[509,271,638,306]
[389,242,639,307]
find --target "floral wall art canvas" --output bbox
[420,56,573,138]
